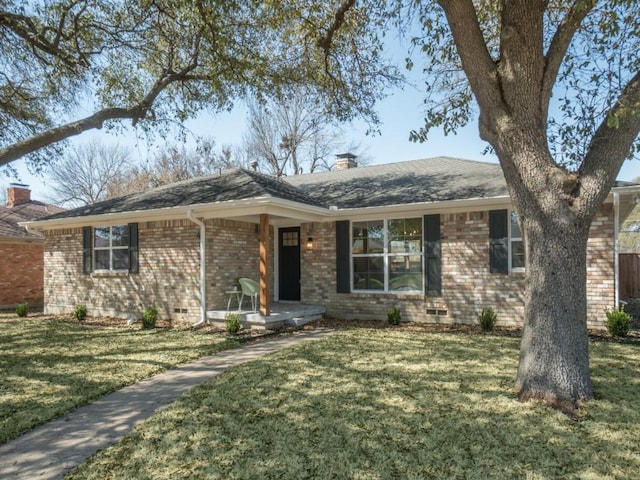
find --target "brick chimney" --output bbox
[7,183,31,207]
[335,153,358,171]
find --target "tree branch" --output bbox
[0,61,201,167]
[542,0,597,114]
[437,0,501,113]
[316,0,356,56]
[0,9,86,70]
[0,107,130,167]
[579,70,640,208]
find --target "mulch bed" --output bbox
[2,311,638,343]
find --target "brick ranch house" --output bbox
[1,184,64,309]
[24,156,640,328]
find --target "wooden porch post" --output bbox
[259,213,270,316]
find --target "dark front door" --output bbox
[279,227,301,301]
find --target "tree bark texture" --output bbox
[516,209,593,413]
[492,129,596,413]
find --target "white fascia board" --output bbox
[198,197,329,222]
[608,184,640,200]
[327,195,512,221]
[23,196,330,230]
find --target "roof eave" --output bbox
[327,195,512,220]
[610,184,640,196]
[23,196,330,230]
[24,193,561,230]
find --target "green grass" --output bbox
[67,330,640,480]
[0,318,243,444]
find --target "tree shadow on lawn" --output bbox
[69,330,640,480]
[0,319,242,444]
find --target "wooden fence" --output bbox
[619,253,640,298]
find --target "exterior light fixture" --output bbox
[306,237,314,250]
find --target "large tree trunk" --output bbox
[488,124,599,416]
[515,214,594,415]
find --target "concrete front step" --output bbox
[206,303,326,330]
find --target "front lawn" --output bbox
[0,318,244,444]
[67,329,640,479]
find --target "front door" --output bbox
[278,227,301,301]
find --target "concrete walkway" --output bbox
[0,328,336,480]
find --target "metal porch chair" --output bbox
[238,278,259,312]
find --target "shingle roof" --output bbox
[284,157,508,208]
[29,157,640,224]
[43,157,509,222]
[42,168,321,221]
[0,201,65,239]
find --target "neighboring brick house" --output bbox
[25,157,640,328]
[0,184,64,309]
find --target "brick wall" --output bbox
[0,240,44,308]
[44,218,272,323]
[586,204,615,327]
[301,206,614,329]
[204,219,272,310]
[41,206,614,328]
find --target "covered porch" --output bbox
[206,302,326,330]
[184,190,330,328]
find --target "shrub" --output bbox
[225,313,242,334]
[387,305,402,325]
[478,307,497,332]
[15,302,28,318]
[141,307,158,329]
[606,307,631,338]
[74,304,88,322]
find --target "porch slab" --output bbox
[206,302,326,330]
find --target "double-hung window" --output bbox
[509,211,525,271]
[93,225,130,271]
[489,209,525,274]
[352,218,423,292]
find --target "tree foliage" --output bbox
[0,0,399,171]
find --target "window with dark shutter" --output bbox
[424,214,441,296]
[128,223,139,274]
[336,220,350,293]
[489,210,509,273]
[82,226,92,274]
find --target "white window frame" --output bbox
[93,225,129,272]
[508,210,525,273]
[351,218,423,293]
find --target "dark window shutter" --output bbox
[82,226,92,274]
[489,210,509,273]
[336,220,350,293]
[128,223,139,274]
[424,214,442,296]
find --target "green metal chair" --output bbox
[238,278,260,312]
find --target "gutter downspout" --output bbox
[613,192,620,308]
[187,210,207,327]
[23,223,43,237]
